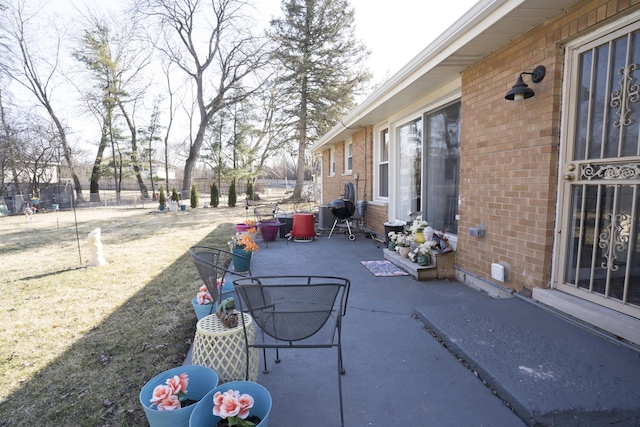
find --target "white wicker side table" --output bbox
[191,312,259,383]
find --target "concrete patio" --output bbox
[186,231,640,426]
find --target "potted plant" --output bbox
[192,284,219,321]
[395,233,413,258]
[409,241,436,266]
[170,187,180,212]
[159,186,167,211]
[234,219,257,236]
[409,216,429,243]
[189,381,272,427]
[139,365,219,427]
[228,234,258,273]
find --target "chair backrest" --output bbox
[188,246,250,297]
[234,276,350,343]
[253,204,278,222]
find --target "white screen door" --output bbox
[556,21,640,318]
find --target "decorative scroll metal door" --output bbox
[557,22,640,318]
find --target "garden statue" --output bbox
[86,228,108,266]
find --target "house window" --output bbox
[329,148,335,176]
[396,118,422,219]
[378,129,389,198]
[345,139,352,173]
[424,102,460,234]
[394,101,460,233]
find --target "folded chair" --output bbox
[233,275,350,427]
[188,246,252,315]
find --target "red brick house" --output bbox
[312,0,640,346]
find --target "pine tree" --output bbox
[246,180,254,201]
[190,184,199,208]
[171,187,180,202]
[158,185,166,206]
[269,0,371,200]
[228,179,237,207]
[210,182,219,208]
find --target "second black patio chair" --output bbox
[233,275,350,427]
[188,246,252,314]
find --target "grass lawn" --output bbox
[0,199,287,426]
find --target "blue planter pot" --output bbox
[231,248,252,273]
[189,381,272,427]
[191,297,214,321]
[140,365,219,427]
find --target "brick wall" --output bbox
[318,127,388,235]
[457,0,639,291]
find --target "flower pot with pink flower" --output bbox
[140,365,219,427]
[191,279,224,321]
[189,381,272,427]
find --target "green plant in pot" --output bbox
[168,187,180,211]
[171,187,180,203]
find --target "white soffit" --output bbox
[312,0,578,151]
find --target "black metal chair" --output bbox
[188,246,252,314]
[233,275,350,427]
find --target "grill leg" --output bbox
[328,219,339,239]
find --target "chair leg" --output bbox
[262,348,269,374]
[275,348,280,363]
[337,347,345,427]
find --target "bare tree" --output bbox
[135,0,268,196]
[74,11,152,202]
[0,88,22,195]
[0,2,84,201]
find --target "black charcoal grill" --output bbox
[328,182,357,241]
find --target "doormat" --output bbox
[360,260,408,277]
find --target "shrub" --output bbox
[210,183,219,208]
[246,179,254,201]
[190,184,198,208]
[158,186,166,206]
[170,187,180,202]
[228,179,237,207]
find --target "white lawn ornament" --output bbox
[87,228,108,266]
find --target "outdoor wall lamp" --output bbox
[505,65,546,101]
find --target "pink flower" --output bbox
[157,394,181,411]
[150,373,189,411]
[197,291,213,305]
[178,373,189,394]
[217,278,225,290]
[150,384,172,407]
[213,390,241,418]
[165,373,188,395]
[237,393,254,419]
[199,285,208,293]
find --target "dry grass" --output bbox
[0,199,292,426]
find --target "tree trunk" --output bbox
[118,101,149,199]
[89,122,109,202]
[292,70,308,201]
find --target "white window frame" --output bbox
[344,139,353,174]
[374,126,390,201]
[329,147,336,177]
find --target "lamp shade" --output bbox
[505,75,535,101]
